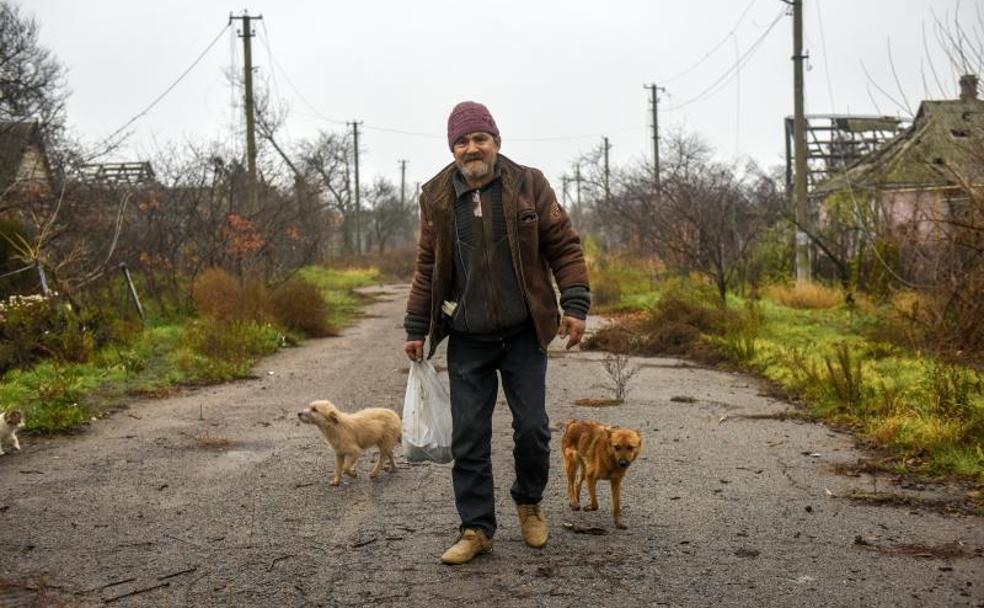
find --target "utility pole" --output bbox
[349,120,363,254]
[645,83,666,195]
[399,159,408,205]
[561,175,570,207]
[575,164,582,208]
[790,0,811,283]
[574,163,583,220]
[602,136,611,206]
[229,11,262,214]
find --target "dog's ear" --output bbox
[327,412,339,424]
[605,427,614,442]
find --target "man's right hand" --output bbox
[404,340,424,362]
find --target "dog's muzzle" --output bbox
[617,459,631,468]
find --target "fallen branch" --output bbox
[157,566,198,581]
[267,555,294,572]
[82,577,136,593]
[103,581,170,604]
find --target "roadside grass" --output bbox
[296,265,383,327]
[584,266,984,482]
[0,266,383,433]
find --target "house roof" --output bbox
[0,121,48,191]
[813,97,984,196]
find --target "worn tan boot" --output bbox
[440,529,493,565]
[517,503,549,548]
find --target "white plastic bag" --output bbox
[402,359,453,463]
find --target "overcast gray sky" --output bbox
[23,0,982,192]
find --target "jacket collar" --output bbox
[423,154,522,213]
[452,161,502,198]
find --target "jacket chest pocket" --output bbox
[516,209,540,266]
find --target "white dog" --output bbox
[0,410,25,455]
[298,400,401,486]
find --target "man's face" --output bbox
[453,131,500,182]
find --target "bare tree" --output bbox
[0,2,68,138]
[363,177,415,255]
[640,133,766,303]
[297,131,356,256]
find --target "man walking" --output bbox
[403,101,590,565]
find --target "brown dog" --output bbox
[298,400,401,486]
[562,419,643,529]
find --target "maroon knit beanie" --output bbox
[447,101,499,150]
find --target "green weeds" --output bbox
[585,261,984,481]
[0,266,380,433]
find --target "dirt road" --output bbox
[1,285,981,607]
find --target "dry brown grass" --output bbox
[190,432,235,450]
[574,398,623,407]
[763,282,844,309]
[191,268,271,322]
[271,278,337,338]
[582,287,738,363]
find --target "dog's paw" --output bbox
[585,504,599,512]
[369,471,380,479]
[569,503,581,511]
[329,479,341,487]
[345,470,358,478]
[615,521,627,530]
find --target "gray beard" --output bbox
[458,159,492,181]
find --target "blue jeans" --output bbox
[447,326,550,538]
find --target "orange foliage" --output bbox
[223,214,264,258]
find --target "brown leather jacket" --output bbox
[406,155,589,358]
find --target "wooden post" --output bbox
[36,262,50,296]
[119,263,146,321]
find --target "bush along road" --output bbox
[0,285,981,607]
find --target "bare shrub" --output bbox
[602,353,638,401]
[372,248,417,281]
[583,281,742,363]
[270,278,336,337]
[191,268,240,320]
[239,279,272,322]
[191,268,270,323]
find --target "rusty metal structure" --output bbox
[784,114,911,197]
[79,161,155,185]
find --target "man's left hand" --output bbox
[557,316,586,350]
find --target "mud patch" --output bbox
[574,398,623,407]
[845,489,984,516]
[853,536,981,559]
[188,433,237,451]
[0,576,75,607]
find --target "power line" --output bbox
[664,7,785,112]
[295,108,644,143]
[814,0,836,112]
[94,23,231,156]
[258,19,292,143]
[663,0,759,84]
[259,32,348,126]
[258,35,645,143]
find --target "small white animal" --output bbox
[0,410,25,455]
[298,400,401,486]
